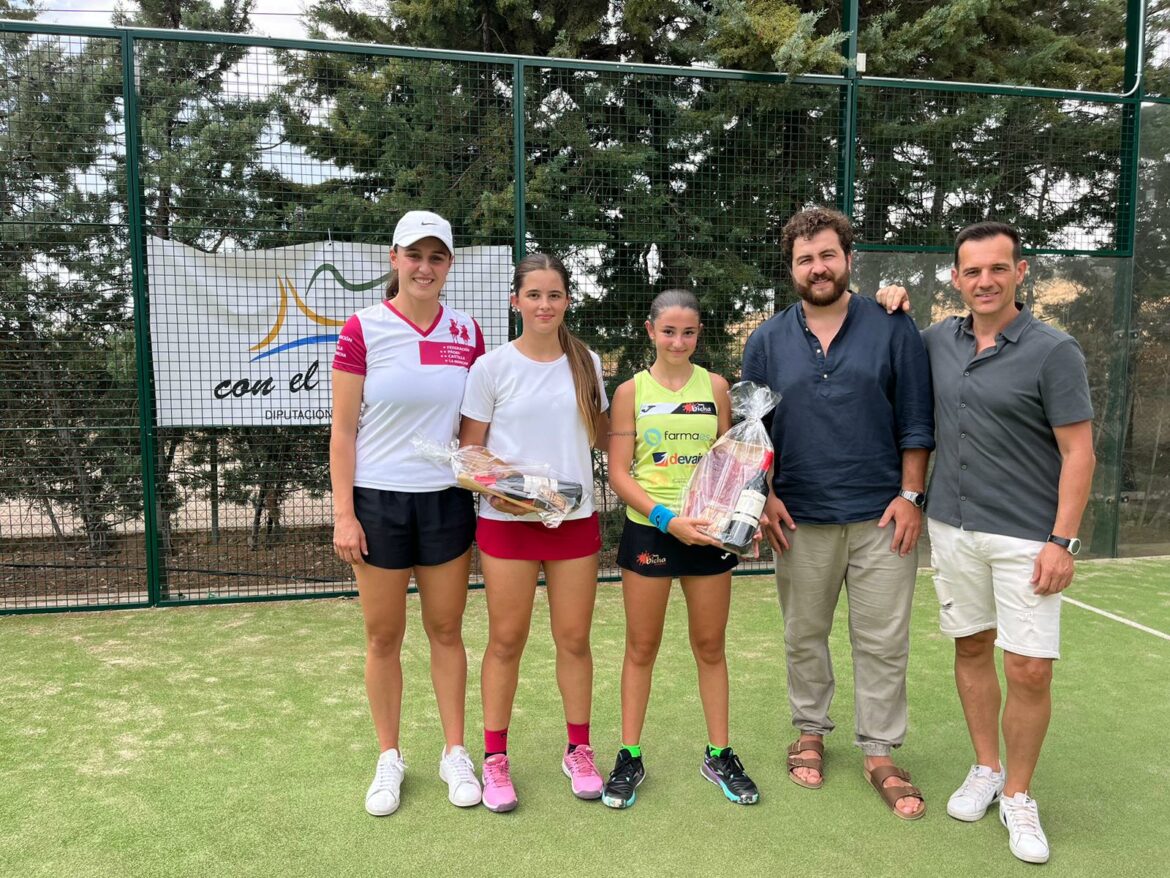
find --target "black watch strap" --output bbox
[1046,534,1082,555]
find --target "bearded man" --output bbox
[742,206,934,820]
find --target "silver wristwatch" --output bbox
[898,489,925,508]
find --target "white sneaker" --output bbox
[365,748,406,816]
[947,764,1005,821]
[999,792,1051,864]
[439,745,482,807]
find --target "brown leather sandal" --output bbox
[786,738,824,789]
[863,764,926,820]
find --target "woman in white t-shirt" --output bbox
[331,211,484,818]
[459,253,610,812]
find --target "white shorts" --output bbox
[927,519,1061,660]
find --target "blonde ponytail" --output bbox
[558,322,603,446]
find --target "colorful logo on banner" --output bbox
[249,263,389,362]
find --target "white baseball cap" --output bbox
[392,210,454,253]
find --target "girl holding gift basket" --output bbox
[458,253,610,812]
[601,289,761,809]
[331,211,486,817]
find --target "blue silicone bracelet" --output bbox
[648,504,676,534]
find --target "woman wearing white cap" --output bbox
[331,210,484,816]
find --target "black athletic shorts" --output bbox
[617,519,738,578]
[353,486,476,570]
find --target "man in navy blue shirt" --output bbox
[742,207,934,820]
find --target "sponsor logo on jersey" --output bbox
[445,317,473,345]
[416,316,476,367]
[636,551,667,567]
[652,451,703,467]
[643,428,713,448]
[419,340,477,367]
[638,400,716,417]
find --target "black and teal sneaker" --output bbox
[601,748,645,809]
[701,748,759,804]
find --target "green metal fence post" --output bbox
[511,59,526,340]
[122,32,164,603]
[513,59,527,264]
[1091,0,1146,557]
[835,0,859,216]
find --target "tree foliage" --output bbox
[0,16,133,553]
[3,0,1168,571]
[111,0,331,553]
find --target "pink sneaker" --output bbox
[562,745,604,800]
[481,754,518,813]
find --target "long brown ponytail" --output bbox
[513,253,603,445]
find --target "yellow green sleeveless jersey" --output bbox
[627,366,719,525]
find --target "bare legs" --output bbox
[480,552,600,734]
[416,551,473,749]
[954,629,1003,770]
[955,630,1053,796]
[357,549,472,751]
[619,571,732,747]
[357,565,409,752]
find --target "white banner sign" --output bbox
[147,238,511,426]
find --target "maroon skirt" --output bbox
[476,513,601,561]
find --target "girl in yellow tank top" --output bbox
[626,366,718,526]
[600,289,761,809]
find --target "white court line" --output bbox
[1062,596,1170,642]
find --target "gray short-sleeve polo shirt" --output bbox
[922,305,1093,542]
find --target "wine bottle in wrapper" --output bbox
[716,450,774,554]
[472,473,584,515]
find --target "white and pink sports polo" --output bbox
[334,301,484,491]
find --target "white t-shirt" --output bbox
[333,301,484,491]
[460,342,609,522]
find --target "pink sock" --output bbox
[484,727,508,756]
[567,721,590,748]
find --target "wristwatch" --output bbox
[898,489,926,508]
[1047,534,1082,555]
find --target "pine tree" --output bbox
[114,1,328,555]
[1,9,133,554]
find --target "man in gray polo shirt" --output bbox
[881,221,1095,864]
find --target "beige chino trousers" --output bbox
[774,520,918,756]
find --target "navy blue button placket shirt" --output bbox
[742,294,934,524]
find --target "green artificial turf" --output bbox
[1069,556,1170,634]
[1,560,1167,877]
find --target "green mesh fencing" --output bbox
[853,87,1130,253]
[0,31,146,611]
[520,67,845,575]
[131,39,516,603]
[0,21,1164,611]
